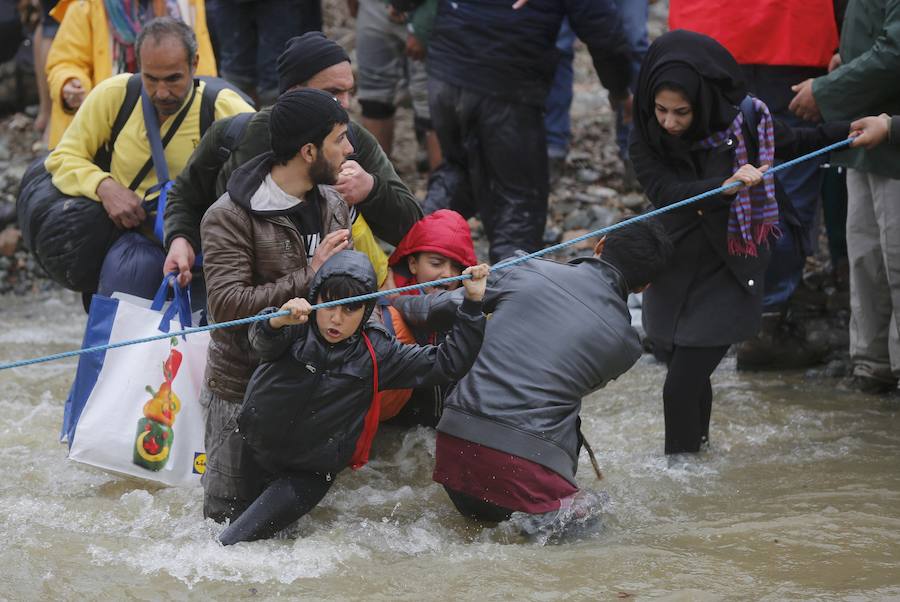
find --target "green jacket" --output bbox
[813,0,900,177]
[164,108,423,252]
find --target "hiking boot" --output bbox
[839,374,897,395]
[736,311,828,371]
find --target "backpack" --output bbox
[16,74,252,294]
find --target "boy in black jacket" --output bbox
[217,250,488,545]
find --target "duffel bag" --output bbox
[16,156,120,293]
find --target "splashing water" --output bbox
[1,290,899,599]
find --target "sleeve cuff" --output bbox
[81,170,112,202]
[257,307,286,336]
[459,297,483,317]
[358,173,381,208]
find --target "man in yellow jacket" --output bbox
[45,0,217,148]
[44,17,253,305]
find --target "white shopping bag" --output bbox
[63,275,208,487]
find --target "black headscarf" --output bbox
[634,30,747,157]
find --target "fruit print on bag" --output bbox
[133,338,182,471]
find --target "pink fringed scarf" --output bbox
[699,97,779,256]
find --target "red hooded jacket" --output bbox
[388,210,477,292]
[380,210,477,421]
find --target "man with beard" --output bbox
[44,17,253,303]
[199,89,354,522]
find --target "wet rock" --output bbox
[553,198,579,217]
[4,164,26,184]
[570,192,600,206]
[566,150,593,165]
[543,225,562,245]
[563,209,591,231]
[576,168,601,184]
[588,205,619,229]
[561,229,595,251]
[621,192,646,210]
[0,227,20,257]
[586,185,617,201]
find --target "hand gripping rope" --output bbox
[0,138,853,372]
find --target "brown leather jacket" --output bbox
[201,153,352,402]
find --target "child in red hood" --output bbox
[380,209,478,426]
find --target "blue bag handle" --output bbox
[151,272,193,334]
[141,92,202,267]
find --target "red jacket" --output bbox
[669,0,838,68]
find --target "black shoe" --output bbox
[736,312,828,371]
[839,374,897,395]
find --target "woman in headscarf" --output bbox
[629,30,850,455]
[44,0,217,148]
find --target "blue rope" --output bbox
[0,138,853,372]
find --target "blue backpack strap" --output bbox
[377,297,396,335]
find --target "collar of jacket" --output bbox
[225,151,320,216]
[567,256,631,299]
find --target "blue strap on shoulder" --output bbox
[141,91,172,246]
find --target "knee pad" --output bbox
[359,99,396,120]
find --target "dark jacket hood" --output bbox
[309,250,378,324]
[225,152,275,211]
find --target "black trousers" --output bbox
[424,78,549,263]
[662,345,730,454]
[218,471,334,545]
[444,487,513,523]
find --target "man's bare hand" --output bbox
[270,297,312,329]
[334,160,375,205]
[511,0,528,8]
[405,34,426,61]
[387,4,406,22]
[828,52,842,73]
[310,229,351,272]
[462,263,490,302]
[163,236,195,287]
[62,78,86,111]
[722,163,770,195]
[789,78,822,122]
[850,114,891,149]
[97,177,146,229]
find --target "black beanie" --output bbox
[277,32,351,94]
[269,89,349,162]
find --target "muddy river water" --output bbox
[1,290,898,600]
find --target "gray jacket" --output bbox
[393,256,642,484]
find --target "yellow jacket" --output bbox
[46,0,217,148]
[45,73,253,202]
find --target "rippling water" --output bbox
[1,291,898,600]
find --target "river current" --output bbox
[1,290,898,600]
